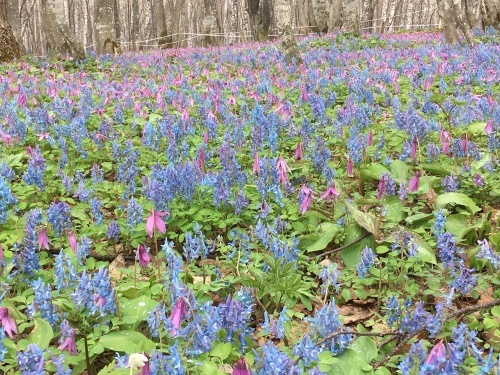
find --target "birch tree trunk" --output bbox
[437,0,458,43]
[481,0,500,28]
[0,0,21,61]
[329,0,342,30]
[247,0,271,41]
[311,0,329,32]
[154,0,167,43]
[95,0,116,54]
[41,0,85,59]
[452,0,474,43]
[6,0,23,49]
[344,0,360,34]
[275,0,302,64]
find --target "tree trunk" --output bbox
[202,0,217,45]
[437,0,458,43]
[343,0,360,34]
[95,0,116,54]
[154,0,167,45]
[131,0,139,49]
[0,0,21,62]
[6,0,23,49]
[330,0,338,31]
[275,0,302,64]
[452,0,474,43]
[113,0,120,41]
[41,0,85,60]
[247,0,271,41]
[481,0,500,29]
[311,0,329,32]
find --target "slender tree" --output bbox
[95,0,117,54]
[0,0,21,62]
[275,0,302,64]
[247,0,271,41]
[344,0,360,34]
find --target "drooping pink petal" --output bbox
[485,119,494,135]
[294,142,303,160]
[136,245,151,267]
[347,159,353,175]
[253,153,260,176]
[38,227,50,251]
[410,138,418,159]
[377,176,386,199]
[153,211,167,234]
[425,340,446,365]
[408,171,421,192]
[146,210,156,238]
[170,298,187,336]
[367,130,373,146]
[0,307,17,339]
[67,231,77,254]
[320,185,339,203]
[232,358,250,375]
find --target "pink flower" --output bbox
[300,86,308,102]
[425,340,446,366]
[461,136,468,152]
[0,307,17,339]
[136,245,150,268]
[197,148,205,171]
[377,176,386,199]
[36,133,50,141]
[276,156,291,184]
[408,171,421,192]
[485,119,494,135]
[170,298,187,336]
[232,358,250,375]
[367,130,373,146]
[58,328,77,355]
[320,185,339,203]
[347,159,353,175]
[67,231,77,254]
[146,209,168,237]
[294,142,303,160]
[410,138,418,159]
[181,107,189,121]
[299,185,314,214]
[253,153,260,176]
[203,132,209,143]
[38,227,50,251]
[440,130,450,154]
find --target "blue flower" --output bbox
[23,146,46,191]
[0,176,17,224]
[17,344,45,375]
[356,246,376,278]
[47,201,71,237]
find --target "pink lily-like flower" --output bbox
[232,358,250,375]
[17,93,27,107]
[347,159,354,175]
[58,328,77,355]
[320,185,339,203]
[38,227,50,251]
[203,132,209,143]
[440,130,450,154]
[485,119,494,135]
[36,133,50,141]
[410,138,418,159]
[197,148,205,171]
[377,176,386,199]
[300,86,308,102]
[146,209,168,237]
[0,132,14,146]
[136,245,151,268]
[276,156,291,184]
[299,185,314,214]
[181,107,189,121]
[367,130,373,146]
[294,142,303,160]
[0,307,17,339]
[170,298,187,336]
[67,231,77,254]
[408,171,421,192]
[461,136,468,152]
[253,153,260,176]
[425,340,446,366]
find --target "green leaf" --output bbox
[390,160,408,182]
[436,193,480,214]
[344,201,380,239]
[335,348,374,374]
[360,164,389,181]
[304,223,340,252]
[384,197,405,223]
[408,232,437,264]
[120,296,158,322]
[28,318,53,349]
[99,331,156,354]
[340,224,375,268]
[209,342,232,360]
[491,306,500,317]
[349,337,378,363]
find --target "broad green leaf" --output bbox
[349,336,378,363]
[209,342,232,360]
[99,330,156,354]
[360,164,389,181]
[304,223,340,252]
[335,348,374,374]
[28,318,53,349]
[340,224,375,268]
[390,160,408,181]
[120,296,158,321]
[409,232,437,264]
[345,201,380,239]
[436,193,480,214]
[384,197,405,223]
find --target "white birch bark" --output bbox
[275,0,302,64]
